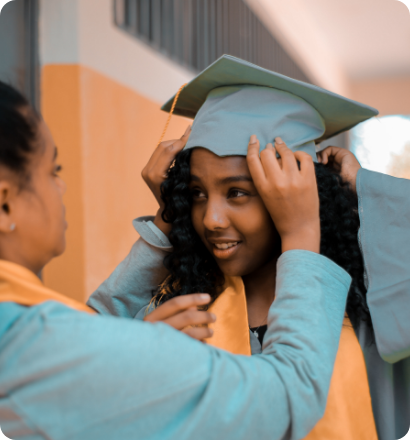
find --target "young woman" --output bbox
[0,81,353,440]
[156,136,378,439]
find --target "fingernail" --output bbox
[184,125,192,135]
[250,134,257,144]
[210,313,216,322]
[266,143,274,149]
[200,294,210,301]
[275,137,284,144]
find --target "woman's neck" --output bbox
[243,256,278,328]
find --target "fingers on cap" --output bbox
[294,151,312,161]
[249,134,259,145]
[181,125,192,139]
[295,151,314,166]
[274,142,293,157]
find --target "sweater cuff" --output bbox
[133,216,173,251]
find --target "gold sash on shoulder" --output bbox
[0,260,95,314]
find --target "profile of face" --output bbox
[0,117,67,274]
[189,148,280,278]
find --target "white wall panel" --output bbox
[40,0,194,103]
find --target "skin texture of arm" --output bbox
[0,251,350,440]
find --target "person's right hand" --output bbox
[142,125,191,235]
[247,135,320,254]
[144,293,216,341]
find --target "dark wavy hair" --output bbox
[158,149,371,331]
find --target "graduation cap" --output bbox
[161,55,378,161]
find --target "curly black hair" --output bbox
[158,149,371,331]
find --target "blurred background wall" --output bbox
[0,0,409,301]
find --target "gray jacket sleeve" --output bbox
[87,216,171,318]
[357,168,410,363]
[0,251,350,440]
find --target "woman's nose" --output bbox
[202,200,229,231]
[58,177,67,196]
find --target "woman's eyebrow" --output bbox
[219,175,253,184]
[190,174,253,184]
[54,147,58,160]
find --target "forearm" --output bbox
[88,216,172,318]
[261,250,351,438]
[2,280,348,440]
[88,237,168,318]
[153,208,172,236]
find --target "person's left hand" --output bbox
[317,146,361,193]
[144,293,216,341]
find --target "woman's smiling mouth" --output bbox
[208,240,242,259]
[214,242,238,250]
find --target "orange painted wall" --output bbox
[41,65,86,302]
[42,64,189,301]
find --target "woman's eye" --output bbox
[54,165,63,175]
[191,189,206,199]
[228,189,247,199]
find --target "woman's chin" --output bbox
[53,237,67,258]
[217,262,246,278]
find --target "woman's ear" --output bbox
[0,181,16,233]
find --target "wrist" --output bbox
[281,226,320,254]
[342,161,361,194]
[351,168,360,193]
[153,209,172,236]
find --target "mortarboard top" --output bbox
[161,55,378,146]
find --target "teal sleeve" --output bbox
[262,250,350,439]
[357,168,410,363]
[88,217,170,318]
[0,251,350,440]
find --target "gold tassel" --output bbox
[146,83,188,317]
[156,83,188,147]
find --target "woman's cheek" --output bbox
[191,206,204,236]
[239,206,279,250]
[235,202,271,234]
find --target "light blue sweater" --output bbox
[0,251,350,440]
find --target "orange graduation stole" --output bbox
[207,276,378,440]
[0,259,95,314]
[207,276,251,356]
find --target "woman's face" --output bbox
[1,118,67,274]
[190,148,280,277]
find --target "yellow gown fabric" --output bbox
[208,276,378,440]
[0,259,95,314]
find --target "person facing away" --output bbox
[90,56,410,440]
[0,81,353,440]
